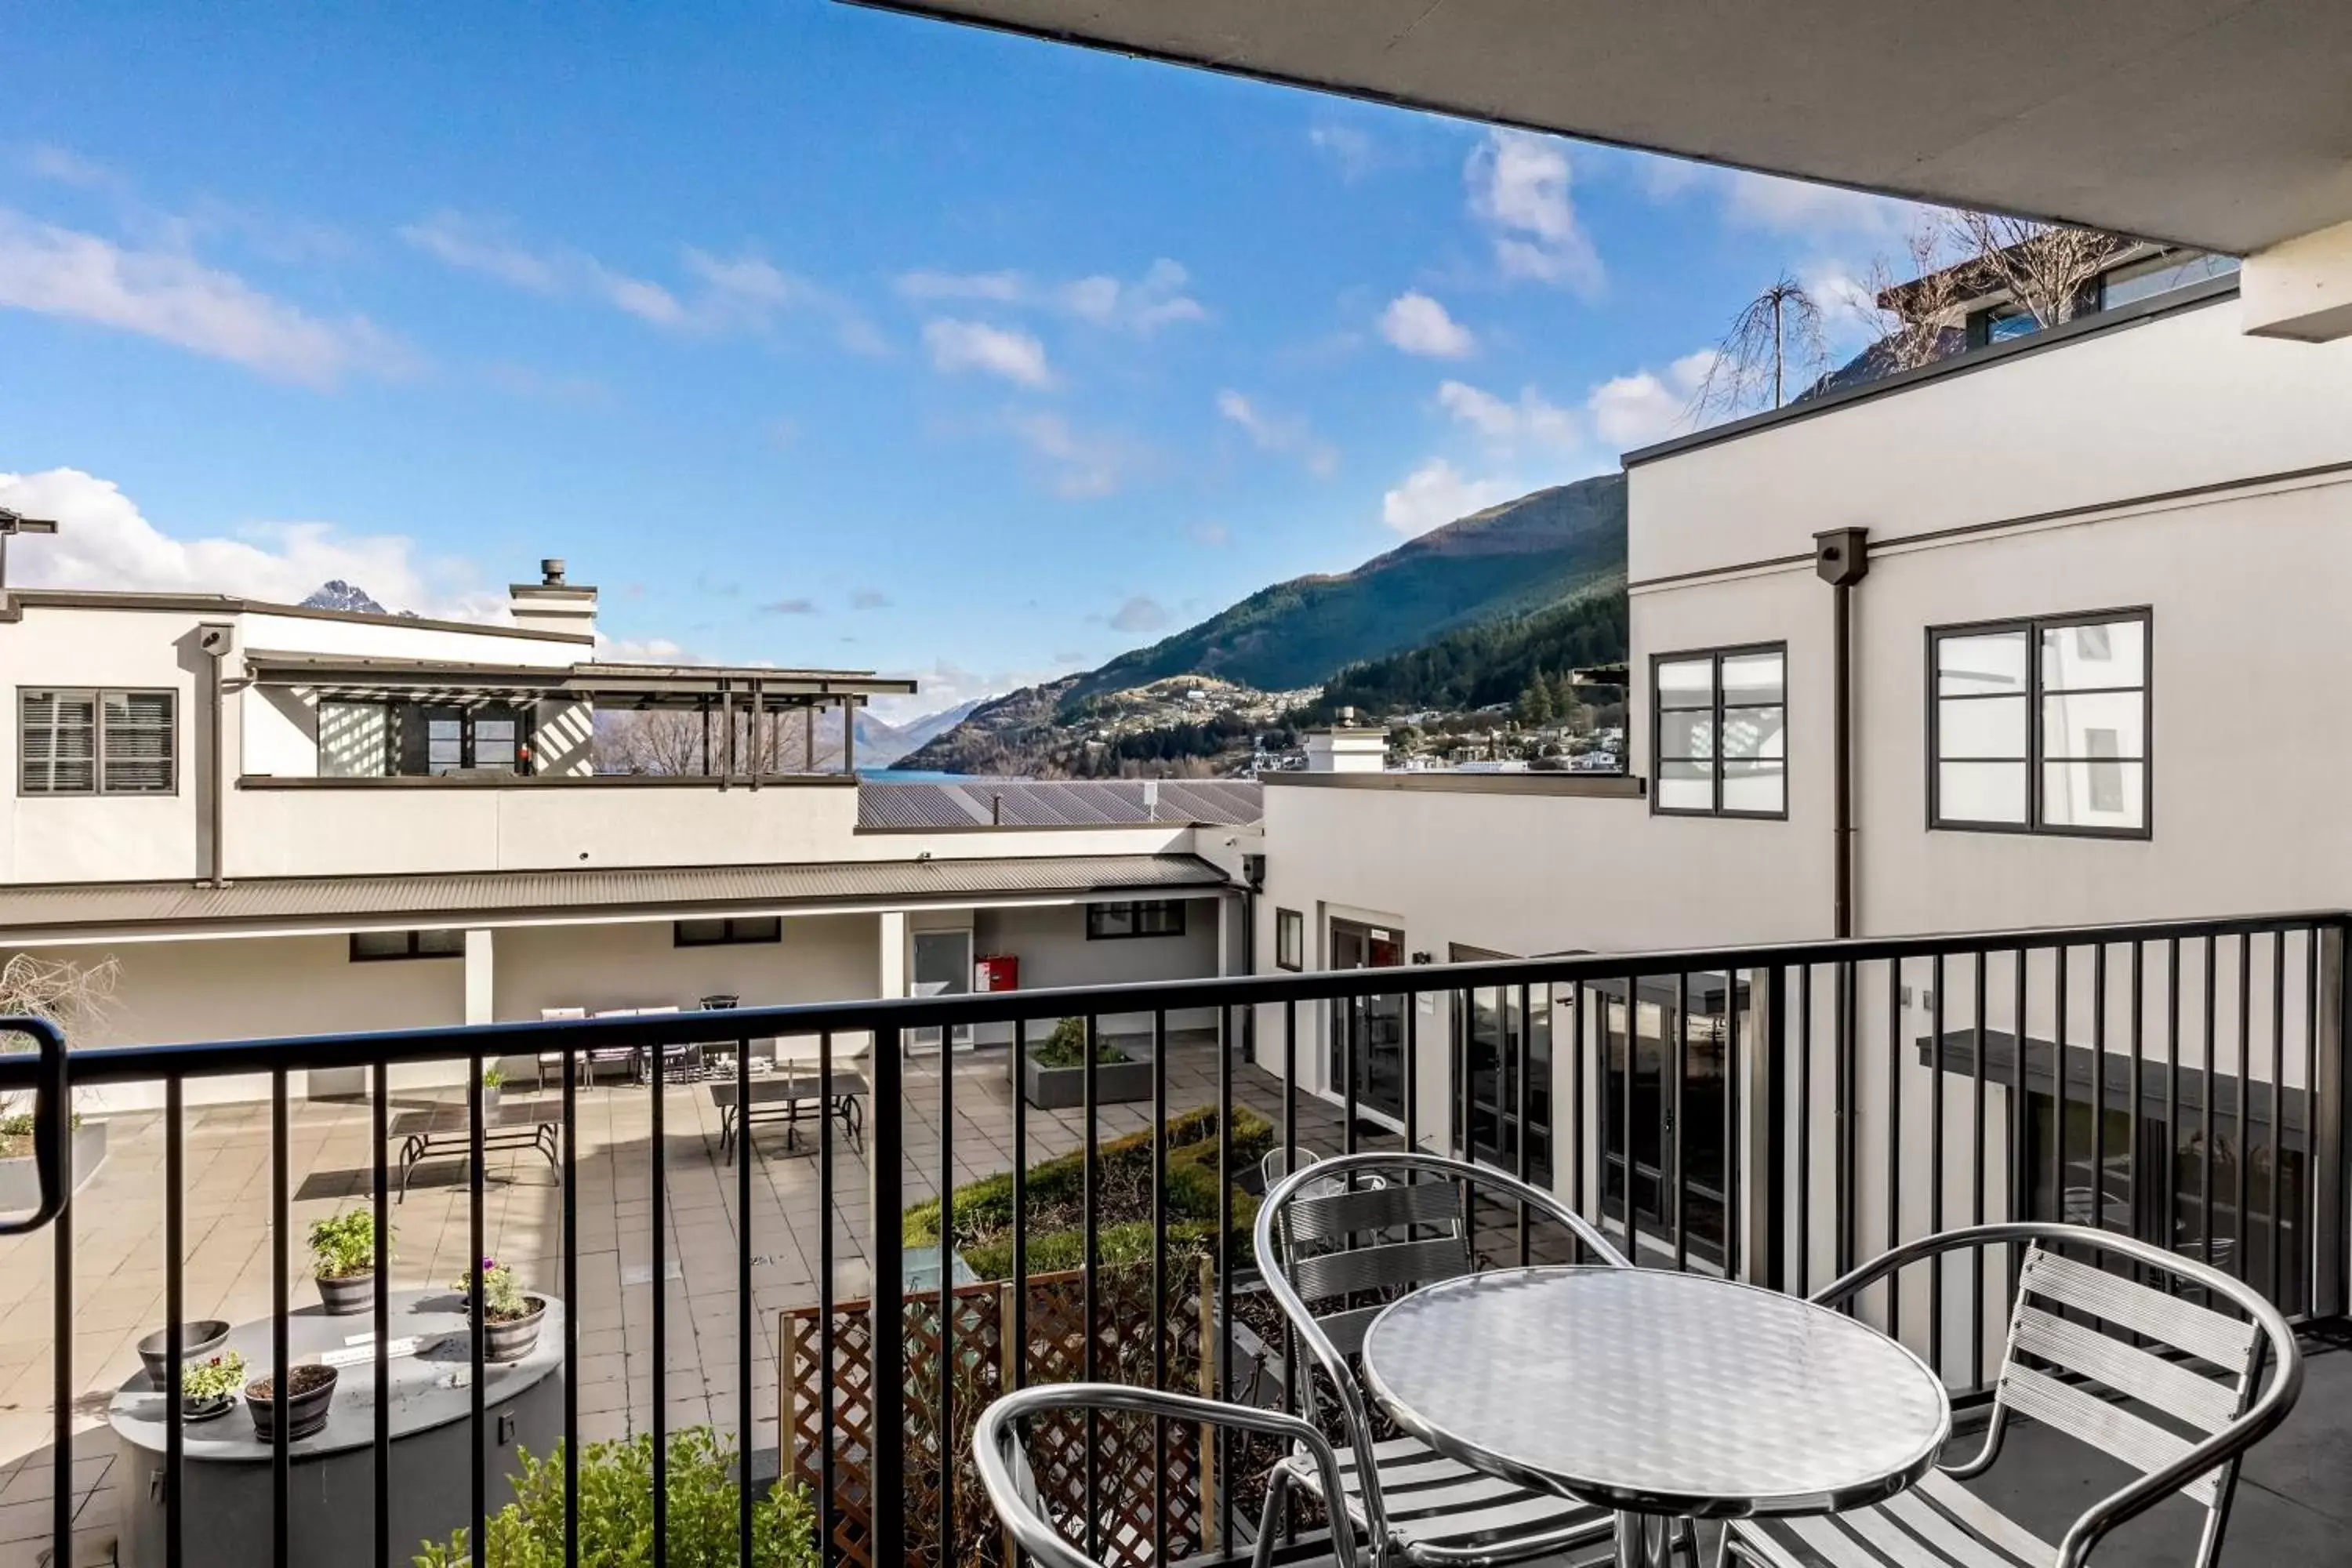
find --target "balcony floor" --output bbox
[1,1035,2343,1566]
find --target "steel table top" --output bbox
[1360,1266,1951,1519]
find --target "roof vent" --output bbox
[541,557,567,586]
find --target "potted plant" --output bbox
[308,1210,385,1316]
[245,1363,338,1443]
[455,1256,546,1362]
[481,1064,505,1116]
[179,1349,245,1423]
[136,1318,231,1388]
[1018,1017,1152,1110]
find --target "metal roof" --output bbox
[857,779,1262,830]
[0,854,1229,938]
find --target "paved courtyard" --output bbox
[0,1033,1349,1566]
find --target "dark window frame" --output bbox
[1085,899,1189,940]
[1274,907,1305,971]
[19,686,180,797]
[349,928,466,962]
[1926,607,2153,840]
[673,915,784,948]
[1650,642,1788,821]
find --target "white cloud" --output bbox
[1186,520,1230,548]
[23,144,120,191]
[894,259,1205,335]
[599,633,691,663]
[1215,389,1338,475]
[401,212,866,342]
[1379,291,1475,358]
[1007,412,1138,499]
[1585,350,1718,451]
[866,659,1040,724]
[1465,129,1602,292]
[1721,171,1926,238]
[1436,379,1579,452]
[760,597,820,616]
[1307,124,1378,182]
[0,467,505,620]
[924,318,1054,387]
[0,209,415,387]
[1381,458,1515,536]
[1108,595,1171,635]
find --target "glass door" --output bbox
[909,928,974,1054]
[1594,972,1741,1263]
[1453,966,1552,1181]
[1327,919,1406,1120]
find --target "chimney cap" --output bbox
[540,557,567,586]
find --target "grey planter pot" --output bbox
[1020,1048,1153,1111]
[137,1319,232,1389]
[316,1271,376,1316]
[246,1364,339,1444]
[0,1119,107,1212]
[480,1298,547,1363]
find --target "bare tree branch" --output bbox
[1860,218,1970,371]
[594,705,843,775]
[1691,273,1829,419]
[1948,212,2132,328]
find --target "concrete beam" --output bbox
[2243,218,2352,343]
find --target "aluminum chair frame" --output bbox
[975,1381,1362,1568]
[1256,1150,1640,1568]
[1722,1221,2302,1568]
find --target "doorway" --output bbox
[1327,918,1406,1121]
[909,927,974,1054]
[1450,946,1552,1182]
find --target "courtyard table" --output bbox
[1359,1266,1951,1568]
[107,1290,565,1568]
[708,1068,869,1161]
[389,1098,561,1200]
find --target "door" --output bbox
[1327,919,1406,1120]
[1451,951,1552,1181]
[909,928,975,1053]
[1595,973,1741,1263]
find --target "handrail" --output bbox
[0,1015,69,1234]
[3,908,2341,1088]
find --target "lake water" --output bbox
[859,768,977,782]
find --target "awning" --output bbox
[242,650,918,706]
[0,853,1231,939]
[842,0,2352,254]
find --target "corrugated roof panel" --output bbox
[854,778,1263,830]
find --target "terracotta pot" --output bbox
[245,1363,339,1443]
[317,1269,376,1316]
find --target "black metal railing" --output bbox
[1,909,2345,1568]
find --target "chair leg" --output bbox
[1250,1466,1292,1568]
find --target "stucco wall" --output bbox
[974,895,1222,1034]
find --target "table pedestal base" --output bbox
[1615,1512,1693,1568]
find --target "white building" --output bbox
[0,564,1260,1108]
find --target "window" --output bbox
[324,700,533,777]
[1274,907,1305,971]
[350,928,466,961]
[1930,610,2149,836]
[20,688,176,795]
[673,916,783,947]
[1086,899,1188,939]
[2099,250,2238,311]
[1966,300,2038,348]
[1652,645,1786,818]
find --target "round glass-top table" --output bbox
[1360,1267,1950,1568]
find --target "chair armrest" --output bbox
[975,1384,1359,1568]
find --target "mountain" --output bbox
[902,474,1629,775]
[854,699,986,769]
[1318,575,1627,717]
[303,579,389,614]
[1068,473,1624,699]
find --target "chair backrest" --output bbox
[1988,1239,2273,1560]
[1255,1150,1628,1542]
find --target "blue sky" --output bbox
[0,1,1926,718]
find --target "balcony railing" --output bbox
[1,910,2343,1567]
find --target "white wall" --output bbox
[974,895,1222,1034]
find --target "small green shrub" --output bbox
[481,1065,506,1090]
[453,1256,534,1320]
[307,1210,383,1280]
[1029,1017,1130,1069]
[181,1350,246,1403]
[414,1427,818,1568]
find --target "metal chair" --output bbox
[1721,1221,2303,1568]
[976,1381,1361,1568]
[1257,1149,1646,1568]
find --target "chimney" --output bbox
[1305,711,1387,774]
[509,557,598,642]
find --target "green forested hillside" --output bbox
[1067,473,1625,699]
[1316,576,1627,717]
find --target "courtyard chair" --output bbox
[1721,1221,2302,1568]
[1256,1150,1647,1568]
[976,1381,1360,1568]
[535,1007,586,1091]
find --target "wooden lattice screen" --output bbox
[781,1258,1216,1567]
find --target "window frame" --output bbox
[1274,907,1305,971]
[348,928,466,962]
[1926,607,2153,840]
[1085,899,1189,941]
[672,915,784,948]
[18,687,179,797]
[1649,641,1789,821]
